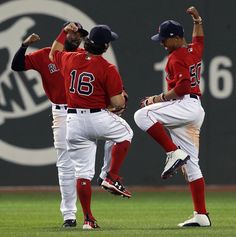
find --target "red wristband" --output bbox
[56,30,67,44]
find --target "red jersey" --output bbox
[24,47,67,104]
[165,36,204,96]
[54,50,123,109]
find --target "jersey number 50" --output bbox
[69,70,95,96]
[189,62,201,87]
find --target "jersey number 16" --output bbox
[69,70,95,96]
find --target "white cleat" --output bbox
[161,149,190,179]
[82,219,100,230]
[178,211,211,227]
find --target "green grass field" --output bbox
[0,190,235,237]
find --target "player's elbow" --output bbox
[49,53,54,62]
[11,60,25,71]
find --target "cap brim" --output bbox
[78,29,89,37]
[151,34,165,42]
[111,31,119,41]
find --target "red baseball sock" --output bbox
[147,122,177,152]
[109,140,131,180]
[77,178,95,220]
[189,177,207,214]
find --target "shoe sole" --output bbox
[178,222,211,227]
[161,156,190,179]
[83,224,100,230]
[101,180,131,198]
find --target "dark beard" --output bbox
[64,39,80,52]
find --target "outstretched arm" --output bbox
[11,33,40,71]
[49,22,78,61]
[186,6,204,38]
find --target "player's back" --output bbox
[61,51,122,109]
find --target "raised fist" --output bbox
[186,6,200,19]
[22,33,40,46]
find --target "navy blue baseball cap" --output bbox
[63,21,88,37]
[89,25,119,44]
[151,20,184,42]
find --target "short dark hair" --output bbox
[84,38,107,55]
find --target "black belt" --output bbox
[55,105,67,110]
[68,108,102,114]
[189,94,198,100]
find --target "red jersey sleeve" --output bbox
[105,65,123,97]
[192,36,204,44]
[192,36,204,58]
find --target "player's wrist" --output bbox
[160,93,167,102]
[192,16,202,24]
[152,95,157,103]
[152,93,167,103]
[21,43,29,48]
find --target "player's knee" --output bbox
[119,121,133,143]
[126,128,134,142]
[56,148,72,168]
[54,141,67,150]
[134,109,147,131]
[58,173,75,186]
[185,163,203,182]
[187,172,203,182]
[76,171,94,181]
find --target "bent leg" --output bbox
[99,140,114,180]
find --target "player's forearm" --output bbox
[49,40,64,61]
[110,94,126,109]
[192,18,204,37]
[152,80,191,103]
[153,89,178,103]
[49,30,66,61]
[11,44,27,71]
[187,6,204,37]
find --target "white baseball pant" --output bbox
[134,94,205,182]
[66,109,133,180]
[99,140,114,180]
[52,104,77,221]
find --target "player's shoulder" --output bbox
[168,48,184,61]
[76,47,85,53]
[96,56,114,67]
[28,47,50,56]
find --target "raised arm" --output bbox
[49,22,78,61]
[11,33,40,71]
[186,6,204,38]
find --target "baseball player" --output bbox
[12,23,88,227]
[50,23,133,229]
[11,23,88,228]
[134,6,211,227]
